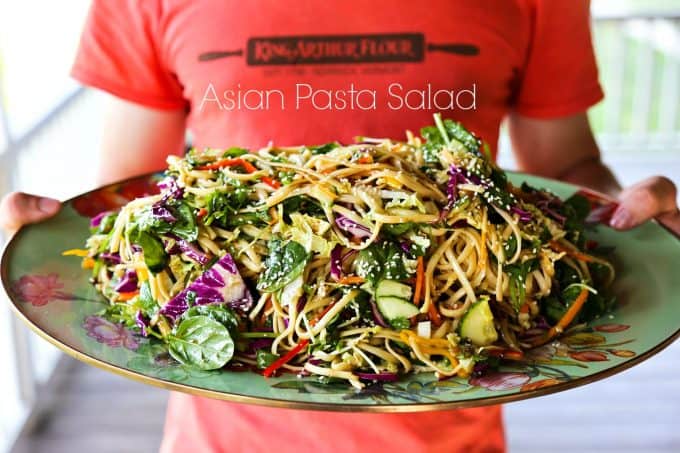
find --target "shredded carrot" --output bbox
[549,240,596,263]
[196,158,257,173]
[81,257,96,269]
[261,176,281,189]
[534,288,589,346]
[337,275,365,285]
[413,257,424,306]
[485,348,524,361]
[356,155,373,164]
[63,249,89,257]
[197,208,207,218]
[428,302,443,326]
[117,290,140,301]
[519,302,530,314]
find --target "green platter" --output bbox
[2,172,679,412]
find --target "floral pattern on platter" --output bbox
[11,273,74,307]
[83,315,139,351]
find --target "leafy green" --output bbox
[257,239,311,293]
[256,349,279,369]
[560,194,591,247]
[168,315,234,370]
[129,228,168,273]
[382,222,416,237]
[138,281,159,318]
[309,142,339,155]
[222,147,249,158]
[503,234,518,258]
[389,317,411,330]
[420,115,482,164]
[171,202,199,242]
[281,195,325,220]
[355,242,414,285]
[203,186,250,227]
[183,304,239,338]
[505,258,538,311]
[131,200,198,242]
[91,212,118,234]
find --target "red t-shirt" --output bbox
[71,1,602,452]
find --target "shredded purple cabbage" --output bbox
[114,269,138,293]
[90,211,113,228]
[296,294,308,313]
[446,165,468,205]
[399,241,411,254]
[535,199,566,225]
[354,371,399,382]
[159,253,252,321]
[330,245,343,280]
[135,310,149,337]
[510,206,532,223]
[99,252,122,264]
[247,338,274,353]
[177,239,211,266]
[151,205,176,223]
[158,177,184,200]
[335,214,371,239]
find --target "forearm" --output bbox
[554,155,621,198]
[96,94,187,185]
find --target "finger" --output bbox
[0,192,61,234]
[610,176,678,230]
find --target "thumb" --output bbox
[0,192,61,234]
[610,176,678,230]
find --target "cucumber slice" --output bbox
[376,297,419,321]
[459,297,498,346]
[376,280,413,301]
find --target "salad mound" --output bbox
[73,114,615,388]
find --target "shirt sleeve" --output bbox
[513,0,603,118]
[71,0,187,110]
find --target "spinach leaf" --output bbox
[222,147,249,158]
[138,281,159,318]
[355,242,413,285]
[281,195,325,220]
[310,142,339,155]
[129,228,168,273]
[256,349,279,369]
[204,186,250,227]
[419,125,443,164]
[560,194,591,247]
[184,304,239,338]
[257,239,311,293]
[168,315,234,370]
[171,202,199,242]
[505,258,538,311]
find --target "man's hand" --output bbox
[611,176,680,235]
[0,192,61,236]
[509,111,680,236]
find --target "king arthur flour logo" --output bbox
[198,32,479,65]
[247,33,424,65]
